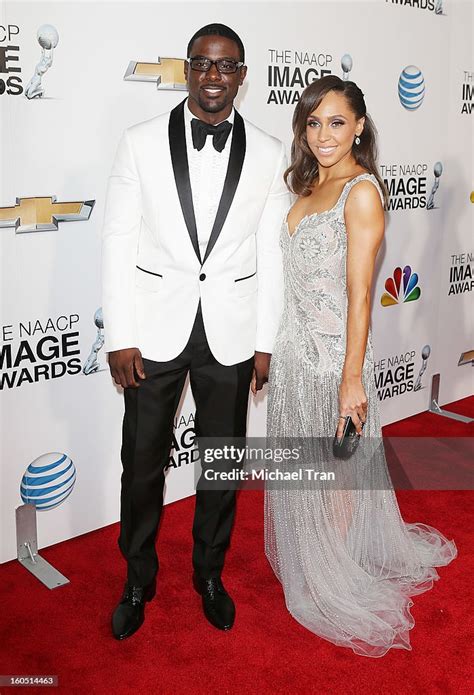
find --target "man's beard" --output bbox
[197,94,229,113]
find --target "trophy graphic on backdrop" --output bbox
[414,344,431,391]
[341,54,353,81]
[435,0,444,15]
[25,24,59,99]
[82,308,105,375]
[427,162,443,209]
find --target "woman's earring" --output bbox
[355,135,361,145]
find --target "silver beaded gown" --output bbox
[264,173,457,657]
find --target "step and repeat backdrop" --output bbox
[1,1,472,563]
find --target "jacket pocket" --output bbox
[135,265,163,292]
[234,271,257,297]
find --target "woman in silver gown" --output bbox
[263,76,457,657]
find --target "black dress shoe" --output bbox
[193,574,235,631]
[111,578,156,640]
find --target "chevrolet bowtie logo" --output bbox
[124,57,187,90]
[458,350,474,366]
[0,197,95,234]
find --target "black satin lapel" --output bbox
[169,99,201,264]
[202,110,246,265]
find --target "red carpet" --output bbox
[383,395,474,437]
[382,396,474,491]
[1,398,473,695]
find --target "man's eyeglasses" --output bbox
[188,57,245,74]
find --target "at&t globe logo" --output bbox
[398,66,425,110]
[20,452,76,510]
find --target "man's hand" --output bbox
[108,348,146,388]
[251,351,271,395]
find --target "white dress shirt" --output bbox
[184,98,234,260]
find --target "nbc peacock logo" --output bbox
[381,265,421,306]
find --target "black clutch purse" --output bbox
[332,415,364,460]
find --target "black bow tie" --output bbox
[191,118,232,153]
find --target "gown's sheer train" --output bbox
[264,174,457,657]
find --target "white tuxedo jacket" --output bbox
[101,98,290,366]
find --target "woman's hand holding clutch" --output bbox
[336,376,368,441]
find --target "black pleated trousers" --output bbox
[118,302,255,586]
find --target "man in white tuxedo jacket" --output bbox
[102,23,289,640]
